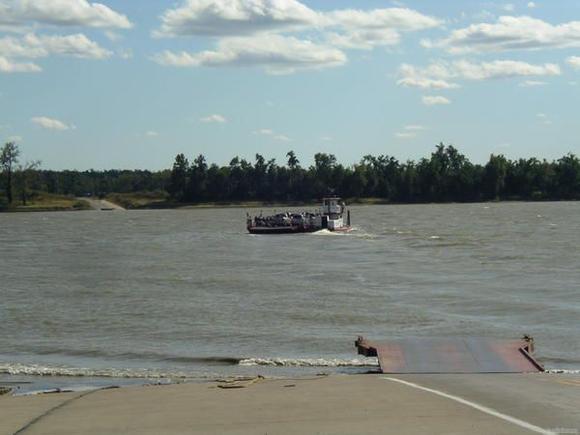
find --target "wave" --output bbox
[313,227,377,240]
[0,357,379,379]
[14,348,242,366]
[239,357,379,367]
[161,356,241,365]
[313,229,338,236]
[3,360,578,379]
[0,363,196,379]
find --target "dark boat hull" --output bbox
[248,226,318,234]
[247,226,352,234]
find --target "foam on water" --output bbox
[0,357,380,380]
[0,363,195,379]
[239,357,379,367]
[313,229,337,236]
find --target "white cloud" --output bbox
[153,34,347,74]
[155,0,319,37]
[321,7,441,51]
[0,55,40,72]
[397,77,459,89]
[0,33,112,59]
[397,63,460,89]
[425,16,580,54]
[536,113,552,125]
[326,29,400,50]
[0,0,132,29]
[527,2,536,8]
[31,116,73,130]
[155,1,441,38]
[519,80,547,87]
[397,59,560,89]
[502,4,515,12]
[254,129,273,135]
[396,125,424,138]
[254,128,290,141]
[155,1,441,57]
[200,114,227,123]
[145,131,159,137]
[328,8,440,32]
[453,59,560,80]
[320,136,332,141]
[7,135,23,142]
[274,134,291,142]
[567,56,580,70]
[422,95,450,106]
[404,125,424,131]
[472,10,495,21]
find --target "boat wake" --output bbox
[312,229,337,236]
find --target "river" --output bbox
[1,202,579,391]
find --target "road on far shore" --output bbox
[78,198,125,211]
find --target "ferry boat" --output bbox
[246,196,352,234]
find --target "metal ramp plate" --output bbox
[356,337,544,374]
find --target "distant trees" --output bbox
[168,153,188,201]
[14,160,41,205]
[484,155,508,200]
[555,153,580,199]
[2,142,580,207]
[165,145,580,204]
[1,142,20,204]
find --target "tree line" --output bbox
[1,141,580,207]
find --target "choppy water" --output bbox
[1,202,579,390]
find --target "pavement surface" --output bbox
[1,373,578,435]
[78,198,125,211]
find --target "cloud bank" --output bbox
[424,16,580,54]
[153,0,441,73]
[0,0,132,29]
[31,116,73,130]
[398,59,561,89]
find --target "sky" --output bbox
[0,0,579,170]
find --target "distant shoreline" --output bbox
[1,196,578,213]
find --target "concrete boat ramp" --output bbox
[1,374,578,434]
[1,337,577,434]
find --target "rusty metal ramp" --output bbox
[355,336,544,374]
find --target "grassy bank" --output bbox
[0,193,91,212]
[4,193,575,212]
[105,192,319,210]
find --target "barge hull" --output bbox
[248,226,352,234]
